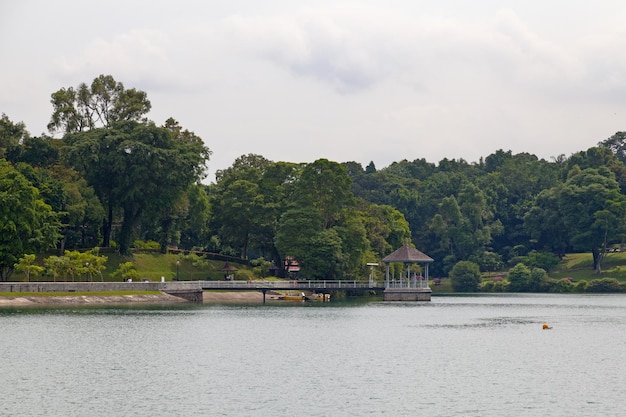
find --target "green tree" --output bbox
[111,261,140,282]
[0,113,29,158]
[179,184,211,250]
[449,260,481,292]
[294,159,352,229]
[275,206,324,276]
[44,255,67,282]
[63,120,210,255]
[507,263,531,292]
[527,167,626,274]
[14,254,44,282]
[0,160,61,281]
[48,74,151,135]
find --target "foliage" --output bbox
[0,113,29,158]
[111,261,140,281]
[251,257,272,278]
[586,278,623,293]
[48,74,151,135]
[14,254,44,282]
[449,260,481,292]
[523,251,560,272]
[10,77,626,291]
[63,120,210,254]
[550,278,575,293]
[525,165,626,273]
[507,263,532,292]
[44,248,108,282]
[0,160,61,281]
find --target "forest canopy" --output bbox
[2,74,626,282]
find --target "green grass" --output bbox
[480,251,626,283]
[549,252,626,282]
[12,251,256,283]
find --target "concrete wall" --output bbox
[0,281,204,302]
[383,288,432,301]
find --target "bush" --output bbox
[525,251,560,272]
[133,240,159,249]
[587,278,622,293]
[574,281,589,292]
[507,263,531,292]
[551,278,574,293]
[449,261,481,292]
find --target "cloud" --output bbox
[222,6,404,93]
[53,29,189,93]
[217,5,592,100]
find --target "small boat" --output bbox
[280,292,306,301]
[305,293,330,302]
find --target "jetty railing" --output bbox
[197,280,384,290]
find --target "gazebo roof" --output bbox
[221,262,238,271]
[382,244,433,263]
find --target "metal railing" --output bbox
[196,280,384,290]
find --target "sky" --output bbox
[2,0,626,182]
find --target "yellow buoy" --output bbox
[542,323,552,330]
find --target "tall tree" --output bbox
[294,159,352,229]
[63,120,210,255]
[48,74,151,135]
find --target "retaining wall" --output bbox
[0,281,204,302]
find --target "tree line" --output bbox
[2,74,626,285]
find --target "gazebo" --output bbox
[221,262,237,281]
[382,244,434,301]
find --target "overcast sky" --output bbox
[2,0,625,182]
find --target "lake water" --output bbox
[1,294,625,417]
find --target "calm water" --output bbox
[1,294,625,417]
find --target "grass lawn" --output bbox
[13,251,256,283]
[549,252,626,282]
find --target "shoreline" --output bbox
[0,291,276,307]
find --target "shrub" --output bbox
[574,281,589,292]
[492,281,508,292]
[587,278,622,293]
[507,263,531,292]
[551,278,574,293]
[449,261,481,292]
[525,251,560,272]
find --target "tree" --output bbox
[598,132,626,163]
[507,263,531,292]
[294,159,353,229]
[449,260,481,292]
[0,113,29,158]
[179,184,211,250]
[14,254,44,282]
[48,74,151,135]
[63,120,210,255]
[275,206,324,275]
[0,160,61,281]
[212,179,262,259]
[44,255,67,282]
[526,167,626,274]
[111,261,140,282]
